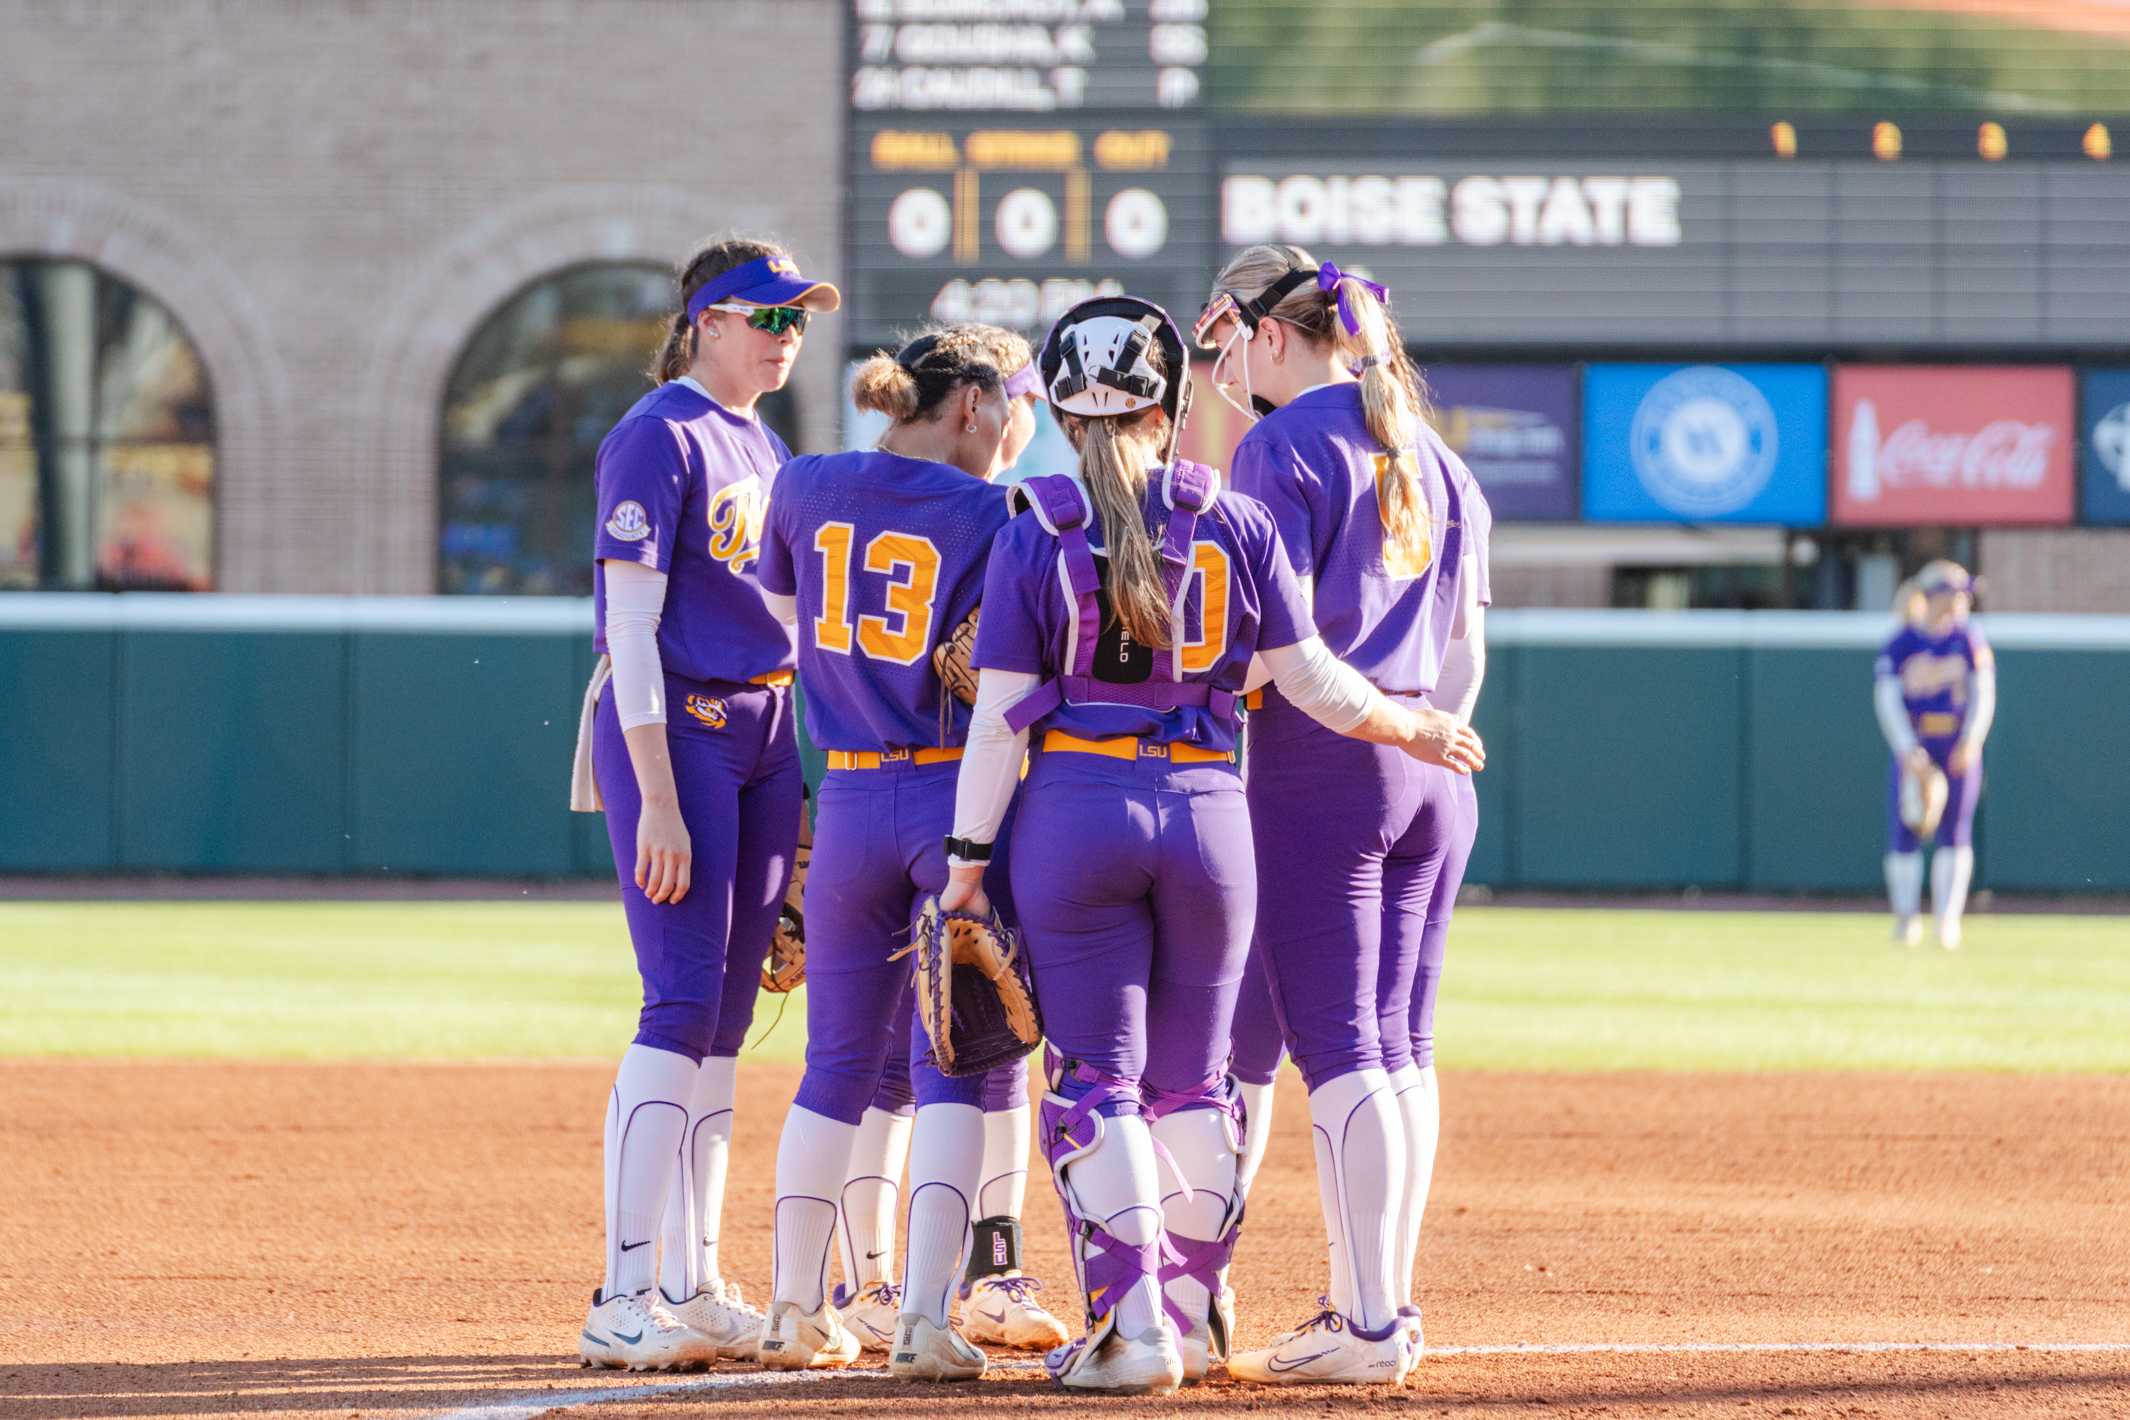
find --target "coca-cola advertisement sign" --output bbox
[1833,366,2075,527]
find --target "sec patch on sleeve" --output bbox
[604,501,651,542]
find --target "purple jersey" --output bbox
[758,450,1012,752]
[972,477,1312,754]
[1229,383,1491,695]
[1876,620,1991,742]
[592,381,795,684]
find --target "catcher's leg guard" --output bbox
[1144,1076,1245,1379]
[1038,1053,1180,1385]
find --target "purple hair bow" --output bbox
[1317,262,1389,336]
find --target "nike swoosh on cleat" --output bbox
[1267,1349,1336,1373]
[581,1330,607,1347]
[612,1329,643,1345]
[619,1239,651,1252]
[865,1249,885,1261]
[979,1309,1007,1325]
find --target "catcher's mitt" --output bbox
[1899,757,1950,838]
[892,896,1041,1077]
[934,607,982,707]
[761,799,811,994]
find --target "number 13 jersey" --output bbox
[758,449,1013,753]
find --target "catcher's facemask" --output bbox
[1193,265,1317,424]
[1038,294,1194,460]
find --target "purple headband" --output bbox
[1003,363,1042,401]
[1317,261,1389,336]
[684,255,792,320]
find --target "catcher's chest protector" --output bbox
[1003,463,1239,734]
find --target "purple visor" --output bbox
[1003,363,1043,401]
[685,255,842,320]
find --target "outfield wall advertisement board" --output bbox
[1421,364,1578,521]
[1581,364,1827,525]
[2078,369,2130,526]
[1831,366,2075,527]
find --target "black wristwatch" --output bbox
[944,835,993,863]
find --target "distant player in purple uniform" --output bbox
[1875,560,1995,950]
[940,295,1482,1394]
[751,324,1065,1379]
[1195,244,1492,1384]
[566,238,837,1371]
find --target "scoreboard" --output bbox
[842,4,2130,353]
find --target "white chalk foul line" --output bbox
[430,1343,2130,1420]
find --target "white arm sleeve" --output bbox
[1959,662,1997,752]
[760,588,798,626]
[1874,675,1917,756]
[1432,605,1487,725]
[1261,635,1381,735]
[603,559,668,731]
[950,667,1039,863]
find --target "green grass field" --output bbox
[4,903,2127,1070]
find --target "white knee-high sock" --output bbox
[1306,1067,1406,1333]
[658,1054,737,1302]
[902,1103,984,1326]
[1933,845,1975,929]
[1235,1080,1277,1199]
[1389,1062,1440,1308]
[1059,1110,1165,1336]
[1886,851,1923,920]
[977,1104,1031,1220]
[838,1105,913,1294]
[772,1105,857,1314]
[605,1044,698,1298]
[1148,1104,1240,1334]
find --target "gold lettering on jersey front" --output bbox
[1372,452,1434,581]
[707,478,767,574]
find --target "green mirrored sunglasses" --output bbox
[709,302,809,336]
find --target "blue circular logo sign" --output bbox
[1629,367,1778,517]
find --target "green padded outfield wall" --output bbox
[1,600,2125,893]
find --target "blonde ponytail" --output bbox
[850,351,922,420]
[1070,409,1174,649]
[1210,243,1437,573]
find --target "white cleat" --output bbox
[1895,916,1924,947]
[755,1299,861,1370]
[890,1312,987,1381]
[1047,1315,1183,1395]
[1395,1305,1425,1384]
[1937,917,1963,951]
[1176,1284,1236,1384]
[662,1280,765,1361]
[835,1280,902,1354]
[578,1288,715,1372]
[1227,1307,1405,1386]
[961,1272,1070,1351]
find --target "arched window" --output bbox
[0,259,217,590]
[438,264,800,596]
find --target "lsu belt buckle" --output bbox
[1137,740,1169,760]
[882,746,911,763]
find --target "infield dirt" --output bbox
[2,1063,2125,1418]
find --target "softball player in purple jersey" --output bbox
[751,325,1066,1379]
[1875,560,1995,950]
[940,296,1482,1394]
[1196,244,1493,1385]
[567,238,837,1371]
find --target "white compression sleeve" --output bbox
[1261,636,1381,735]
[603,560,668,730]
[950,667,1037,863]
[760,588,797,626]
[1432,606,1487,725]
[1959,662,1996,754]
[1875,676,1918,756]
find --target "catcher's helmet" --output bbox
[1037,295,1194,450]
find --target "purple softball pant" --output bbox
[592,676,801,1063]
[1243,692,1477,1089]
[1889,738,1982,852]
[1009,749,1255,1109]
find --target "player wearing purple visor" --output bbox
[1875,560,1994,949]
[749,325,1067,1380]
[1197,244,1493,1386]
[940,295,1481,1394]
[567,237,836,1372]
